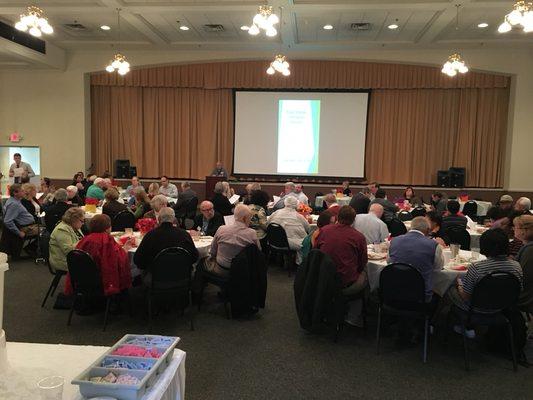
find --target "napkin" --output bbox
[466,215,476,230]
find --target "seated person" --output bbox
[125,176,145,197]
[316,206,368,326]
[211,181,233,216]
[197,204,259,278]
[144,195,168,220]
[248,190,270,250]
[0,184,39,258]
[173,182,198,212]
[301,211,334,259]
[147,182,159,200]
[295,184,309,206]
[102,187,128,221]
[49,207,85,272]
[268,196,310,264]
[65,214,132,297]
[221,181,234,199]
[86,177,106,201]
[353,203,389,245]
[370,189,399,222]
[487,194,514,222]
[388,216,444,303]
[514,197,531,213]
[132,188,152,220]
[72,172,87,199]
[193,201,225,236]
[448,228,522,316]
[134,207,199,284]
[39,177,56,209]
[342,180,352,197]
[514,215,533,312]
[402,186,422,207]
[159,176,178,199]
[66,185,84,206]
[442,200,468,231]
[44,188,71,232]
[272,182,299,211]
[349,187,371,215]
[425,211,450,246]
[323,194,340,218]
[21,183,40,223]
[430,192,447,215]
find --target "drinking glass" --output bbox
[471,247,480,261]
[450,244,461,259]
[125,227,133,236]
[37,376,64,399]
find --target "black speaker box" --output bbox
[115,159,130,178]
[129,166,137,178]
[449,167,466,188]
[437,170,450,187]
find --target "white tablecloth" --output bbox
[366,249,484,297]
[459,200,492,216]
[314,195,351,208]
[1,342,186,400]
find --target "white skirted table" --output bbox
[1,342,186,400]
[314,195,351,208]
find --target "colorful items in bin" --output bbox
[89,373,140,385]
[111,345,162,358]
[101,358,152,370]
[124,335,174,347]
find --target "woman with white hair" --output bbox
[212,181,233,216]
[268,196,311,264]
[144,194,168,220]
[66,185,84,206]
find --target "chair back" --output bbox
[266,223,291,250]
[470,271,521,313]
[150,247,194,291]
[462,201,478,219]
[398,210,413,222]
[112,210,136,231]
[185,197,199,219]
[387,218,407,237]
[67,249,102,296]
[411,207,426,218]
[379,262,426,310]
[445,225,471,250]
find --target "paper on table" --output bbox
[273,195,281,204]
[466,215,476,230]
[229,194,241,205]
[224,215,235,225]
[36,192,44,200]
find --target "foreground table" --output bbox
[1,342,186,400]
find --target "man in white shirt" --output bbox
[158,176,178,199]
[9,153,35,183]
[272,182,299,211]
[294,184,309,205]
[353,203,390,244]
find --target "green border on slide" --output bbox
[308,100,320,173]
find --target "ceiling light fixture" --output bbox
[179,25,189,31]
[442,5,469,77]
[249,5,279,37]
[388,24,399,30]
[100,25,111,30]
[266,7,290,77]
[477,22,489,28]
[15,6,54,37]
[240,25,250,31]
[498,1,533,33]
[105,9,130,76]
[323,24,333,30]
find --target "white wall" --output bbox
[0,47,531,189]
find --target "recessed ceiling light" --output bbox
[240,25,249,31]
[100,25,110,31]
[179,25,189,31]
[477,22,489,28]
[323,24,333,30]
[388,24,399,30]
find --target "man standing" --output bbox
[158,176,178,199]
[9,153,35,184]
[211,161,228,178]
[353,203,390,244]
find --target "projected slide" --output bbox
[277,100,320,174]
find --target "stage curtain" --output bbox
[365,87,509,187]
[91,86,233,179]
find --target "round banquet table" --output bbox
[402,220,484,249]
[366,247,486,297]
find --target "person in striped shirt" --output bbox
[449,228,523,314]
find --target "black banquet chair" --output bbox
[411,207,427,218]
[112,210,136,232]
[398,210,413,222]
[145,247,195,331]
[66,249,116,331]
[445,225,471,250]
[387,218,407,237]
[376,262,432,363]
[266,223,296,276]
[40,230,67,308]
[462,201,478,220]
[447,271,521,371]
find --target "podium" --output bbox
[205,176,225,199]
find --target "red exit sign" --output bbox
[9,132,21,142]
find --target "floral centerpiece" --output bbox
[135,218,157,235]
[297,203,313,218]
[85,197,99,213]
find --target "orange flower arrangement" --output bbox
[297,203,313,217]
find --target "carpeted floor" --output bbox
[3,258,532,400]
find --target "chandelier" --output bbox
[498,1,533,33]
[105,53,130,75]
[441,53,468,77]
[249,5,279,37]
[105,9,130,75]
[15,6,53,37]
[267,54,290,76]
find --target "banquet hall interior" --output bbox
[0,0,533,399]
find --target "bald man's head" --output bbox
[234,204,252,225]
[369,203,384,219]
[200,200,215,220]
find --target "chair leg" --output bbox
[189,291,195,331]
[50,273,63,297]
[507,322,518,372]
[376,306,382,354]
[462,323,470,371]
[41,279,56,308]
[103,297,111,332]
[224,300,231,320]
[423,316,429,363]
[197,283,206,311]
[67,296,76,326]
